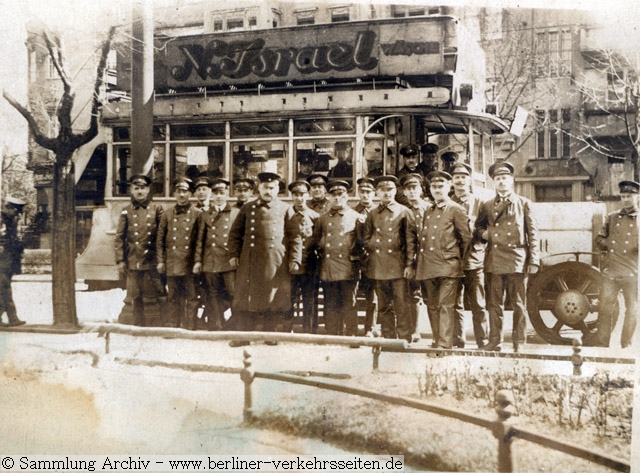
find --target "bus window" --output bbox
[294,118,356,135]
[295,140,354,190]
[363,139,384,177]
[171,144,225,186]
[232,141,288,194]
[231,121,288,137]
[114,145,165,197]
[171,123,225,140]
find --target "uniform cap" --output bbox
[194,176,212,189]
[357,177,375,190]
[257,172,281,183]
[129,174,152,187]
[327,180,351,193]
[210,178,230,190]
[5,196,26,208]
[488,161,514,178]
[288,180,311,193]
[173,177,193,191]
[451,163,472,176]
[374,175,399,188]
[619,180,640,194]
[441,151,459,162]
[427,170,453,182]
[400,173,423,187]
[421,143,439,154]
[400,144,420,157]
[307,174,329,186]
[234,178,255,189]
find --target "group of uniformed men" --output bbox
[114,142,638,351]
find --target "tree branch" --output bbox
[2,89,57,151]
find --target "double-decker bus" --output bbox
[75,15,509,284]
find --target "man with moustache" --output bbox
[115,175,164,327]
[353,177,378,336]
[415,171,471,349]
[287,180,320,333]
[314,180,363,336]
[451,163,489,349]
[475,162,539,353]
[193,178,239,331]
[363,175,417,341]
[227,172,300,346]
[157,178,202,330]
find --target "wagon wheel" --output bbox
[527,262,617,345]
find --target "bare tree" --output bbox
[2,26,116,326]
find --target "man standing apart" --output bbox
[0,197,26,327]
[115,175,164,327]
[594,180,639,348]
[287,180,320,333]
[353,177,378,336]
[415,171,471,349]
[228,173,300,344]
[157,178,202,330]
[314,180,363,336]
[306,174,331,215]
[363,176,417,341]
[193,178,239,331]
[451,163,489,349]
[475,162,539,352]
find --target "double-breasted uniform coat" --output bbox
[475,193,540,347]
[195,203,240,330]
[228,198,301,326]
[157,203,202,328]
[114,197,164,326]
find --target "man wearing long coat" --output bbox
[228,172,301,337]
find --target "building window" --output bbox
[297,16,314,25]
[294,8,317,25]
[329,6,350,23]
[548,110,558,158]
[248,17,257,27]
[535,184,572,202]
[213,20,223,31]
[535,29,571,77]
[535,108,572,159]
[272,9,281,28]
[561,108,571,158]
[391,5,426,17]
[227,18,244,30]
[535,110,546,159]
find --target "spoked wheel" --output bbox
[527,262,616,345]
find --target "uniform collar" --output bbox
[434,198,449,209]
[131,196,151,209]
[175,203,192,214]
[329,207,346,216]
[620,206,639,217]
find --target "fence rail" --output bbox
[240,351,630,472]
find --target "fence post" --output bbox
[571,339,583,376]
[240,349,255,423]
[493,389,515,472]
[372,345,381,371]
[105,331,110,355]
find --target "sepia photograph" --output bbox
[0,0,637,471]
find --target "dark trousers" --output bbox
[422,277,459,348]
[454,268,489,348]
[322,280,358,336]
[165,275,199,330]
[599,276,638,348]
[408,279,422,337]
[359,274,377,334]
[486,272,528,346]
[291,273,318,333]
[0,273,19,324]
[126,270,147,326]
[202,271,235,331]
[375,278,409,341]
[227,310,282,332]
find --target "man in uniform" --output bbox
[233,178,255,209]
[415,171,471,349]
[353,177,378,336]
[397,145,423,180]
[451,163,489,349]
[440,152,459,176]
[194,175,212,210]
[157,178,202,330]
[416,143,439,177]
[314,180,363,335]
[115,175,164,327]
[306,174,331,215]
[193,178,239,331]
[400,173,430,343]
[593,180,639,348]
[228,172,300,345]
[0,196,26,327]
[363,175,417,341]
[475,162,539,352]
[287,180,320,333]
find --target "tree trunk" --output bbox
[51,148,78,326]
